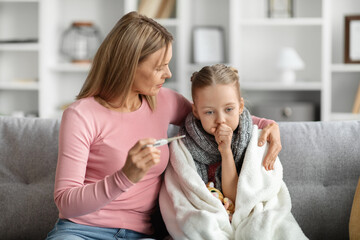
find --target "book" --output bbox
[352,82,360,114]
[156,0,176,19]
[138,0,163,18]
[0,39,38,44]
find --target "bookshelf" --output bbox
[0,0,39,116]
[0,0,359,121]
[328,0,360,120]
[230,0,323,121]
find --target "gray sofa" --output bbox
[0,116,359,240]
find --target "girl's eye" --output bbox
[226,107,233,112]
[205,111,214,115]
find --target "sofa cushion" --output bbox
[0,116,60,240]
[279,121,360,240]
[0,116,359,240]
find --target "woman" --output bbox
[46,11,281,239]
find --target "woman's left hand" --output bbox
[258,123,282,171]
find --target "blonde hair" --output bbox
[77,11,173,110]
[191,64,241,101]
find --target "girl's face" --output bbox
[192,84,244,135]
[132,44,172,96]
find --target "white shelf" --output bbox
[0,43,39,51]
[0,0,39,2]
[0,0,354,121]
[331,64,360,72]
[155,18,179,27]
[330,113,360,121]
[0,0,40,116]
[0,81,39,90]
[241,81,322,91]
[187,63,232,72]
[328,1,360,121]
[51,63,91,73]
[238,18,323,26]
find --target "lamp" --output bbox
[276,47,305,84]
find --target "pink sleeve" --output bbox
[251,116,275,129]
[54,108,134,218]
[163,88,192,126]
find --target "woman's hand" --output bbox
[258,123,282,171]
[121,138,161,183]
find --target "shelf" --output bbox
[51,63,91,73]
[241,81,322,91]
[331,64,360,72]
[0,81,39,90]
[155,18,179,27]
[0,0,39,2]
[238,18,323,26]
[187,63,232,72]
[330,113,360,121]
[0,43,39,51]
[0,0,351,121]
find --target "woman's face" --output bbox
[132,44,172,96]
[192,84,244,135]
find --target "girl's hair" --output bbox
[191,64,241,101]
[76,11,173,110]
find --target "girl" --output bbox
[179,64,273,203]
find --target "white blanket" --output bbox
[159,126,308,240]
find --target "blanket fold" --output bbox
[159,126,308,240]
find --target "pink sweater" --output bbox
[54,87,273,234]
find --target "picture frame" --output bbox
[268,0,293,18]
[345,15,360,63]
[193,27,225,64]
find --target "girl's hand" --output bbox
[121,138,161,183]
[258,123,282,171]
[212,123,233,153]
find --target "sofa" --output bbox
[0,116,359,240]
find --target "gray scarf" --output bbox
[179,108,253,191]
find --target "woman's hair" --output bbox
[76,11,173,110]
[191,64,241,101]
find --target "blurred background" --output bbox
[0,0,360,121]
